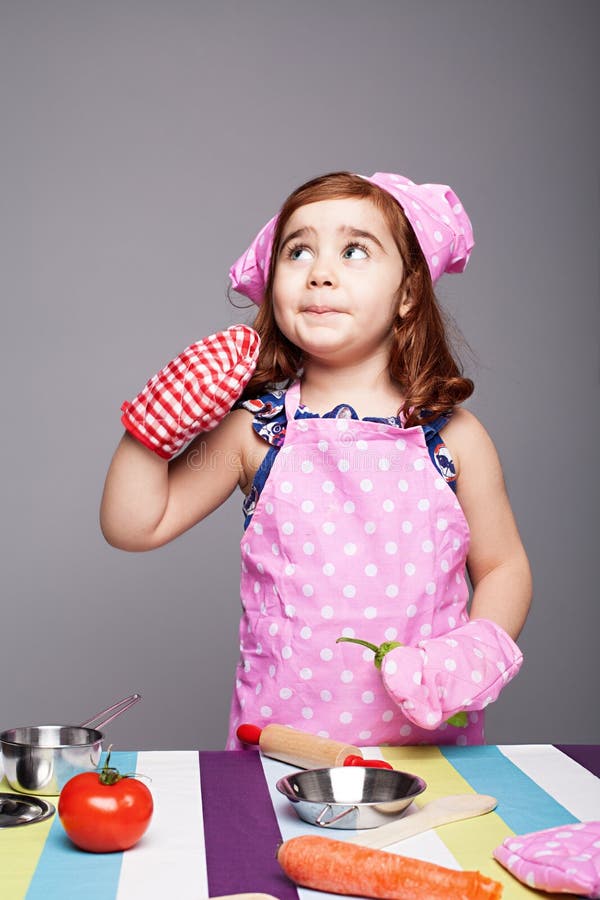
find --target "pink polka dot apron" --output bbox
[227,381,484,748]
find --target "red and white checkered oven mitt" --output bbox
[380,618,523,729]
[121,324,260,459]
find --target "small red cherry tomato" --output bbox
[58,754,153,853]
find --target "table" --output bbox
[1,745,599,900]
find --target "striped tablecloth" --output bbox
[1,744,598,899]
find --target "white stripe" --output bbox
[375,829,461,869]
[260,751,461,900]
[116,751,207,900]
[499,744,600,821]
[356,747,460,866]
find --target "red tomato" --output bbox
[58,767,153,853]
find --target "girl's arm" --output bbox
[100,408,255,551]
[379,409,530,729]
[443,409,533,640]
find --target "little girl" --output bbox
[101,171,532,748]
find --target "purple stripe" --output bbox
[556,744,600,779]
[199,750,299,900]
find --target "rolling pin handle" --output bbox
[343,755,394,770]
[236,723,263,745]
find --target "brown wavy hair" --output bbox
[240,172,473,426]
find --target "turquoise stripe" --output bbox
[26,751,137,900]
[441,745,578,834]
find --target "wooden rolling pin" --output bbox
[236,723,392,769]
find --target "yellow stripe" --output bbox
[379,747,564,900]
[0,776,54,900]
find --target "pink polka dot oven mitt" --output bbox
[121,324,260,459]
[494,821,600,897]
[380,618,523,729]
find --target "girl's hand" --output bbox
[338,620,523,730]
[337,636,470,728]
[121,325,260,460]
[377,619,523,730]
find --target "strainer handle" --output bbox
[315,804,358,827]
[80,693,142,730]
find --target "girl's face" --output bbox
[272,197,409,367]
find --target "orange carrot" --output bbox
[277,835,503,900]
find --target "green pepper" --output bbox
[445,711,469,728]
[336,636,403,670]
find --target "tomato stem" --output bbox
[99,744,124,785]
[96,744,152,784]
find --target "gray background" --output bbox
[4,0,599,751]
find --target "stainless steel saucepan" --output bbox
[277,766,427,829]
[0,693,141,795]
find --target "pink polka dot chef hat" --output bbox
[229,172,475,305]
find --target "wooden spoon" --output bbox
[347,793,498,848]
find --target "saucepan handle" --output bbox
[315,803,358,827]
[80,693,142,730]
